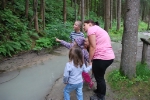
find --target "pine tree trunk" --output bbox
[2,0,6,9]
[110,0,113,29]
[120,0,140,79]
[81,0,84,31]
[104,0,110,32]
[116,0,121,31]
[63,0,66,24]
[74,0,77,21]
[34,0,39,32]
[25,0,29,18]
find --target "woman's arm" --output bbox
[88,34,96,64]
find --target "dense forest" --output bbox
[0,0,149,59]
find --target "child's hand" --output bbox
[55,37,61,42]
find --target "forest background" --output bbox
[0,0,150,99]
[0,0,149,59]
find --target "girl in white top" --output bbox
[63,46,92,100]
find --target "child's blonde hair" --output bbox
[75,21,82,28]
[69,46,84,68]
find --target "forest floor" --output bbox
[0,33,150,100]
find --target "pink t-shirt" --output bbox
[87,25,115,60]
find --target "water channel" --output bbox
[0,32,149,100]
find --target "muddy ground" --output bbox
[0,36,150,100]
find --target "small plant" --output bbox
[107,62,150,99]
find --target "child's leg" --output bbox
[82,72,94,88]
[75,82,83,100]
[64,84,75,100]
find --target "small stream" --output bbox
[0,32,149,100]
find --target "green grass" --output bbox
[107,62,150,100]
[138,21,148,32]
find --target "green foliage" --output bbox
[107,62,150,99]
[0,41,22,56]
[138,21,148,32]
[109,28,123,42]
[33,37,53,50]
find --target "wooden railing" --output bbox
[140,38,150,64]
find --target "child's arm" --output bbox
[55,37,73,49]
[84,49,90,63]
[63,63,71,84]
[83,64,92,73]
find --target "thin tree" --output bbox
[74,0,77,21]
[120,0,140,79]
[86,0,89,18]
[2,0,6,9]
[116,0,121,31]
[81,0,84,31]
[33,0,39,32]
[104,0,110,32]
[63,0,66,24]
[40,0,45,29]
[110,0,113,29]
[25,0,29,18]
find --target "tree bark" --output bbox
[104,0,110,32]
[116,0,121,31]
[63,0,67,24]
[2,0,6,9]
[110,0,113,29]
[25,0,29,18]
[74,0,77,21]
[33,0,39,32]
[40,0,45,29]
[120,0,140,79]
[87,0,89,18]
[81,0,84,31]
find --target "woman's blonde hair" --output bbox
[69,46,84,68]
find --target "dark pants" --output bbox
[92,59,114,98]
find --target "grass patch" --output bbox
[106,62,150,100]
[138,21,148,32]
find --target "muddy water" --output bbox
[0,49,69,100]
[0,32,149,100]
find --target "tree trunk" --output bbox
[110,0,112,28]
[147,10,150,30]
[116,0,121,31]
[115,0,117,20]
[40,0,45,30]
[120,0,140,79]
[87,0,89,18]
[78,0,81,17]
[81,0,84,31]
[33,0,39,32]
[74,0,77,21]
[63,0,66,24]
[25,0,29,18]
[104,0,110,32]
[2,0,6,9]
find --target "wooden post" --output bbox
[140,38,150,64]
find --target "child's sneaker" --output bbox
[89,81,94,89]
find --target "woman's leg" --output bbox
[92,59,113,98]
[76,82,83,100]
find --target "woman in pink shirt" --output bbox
[83,20,115,100]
